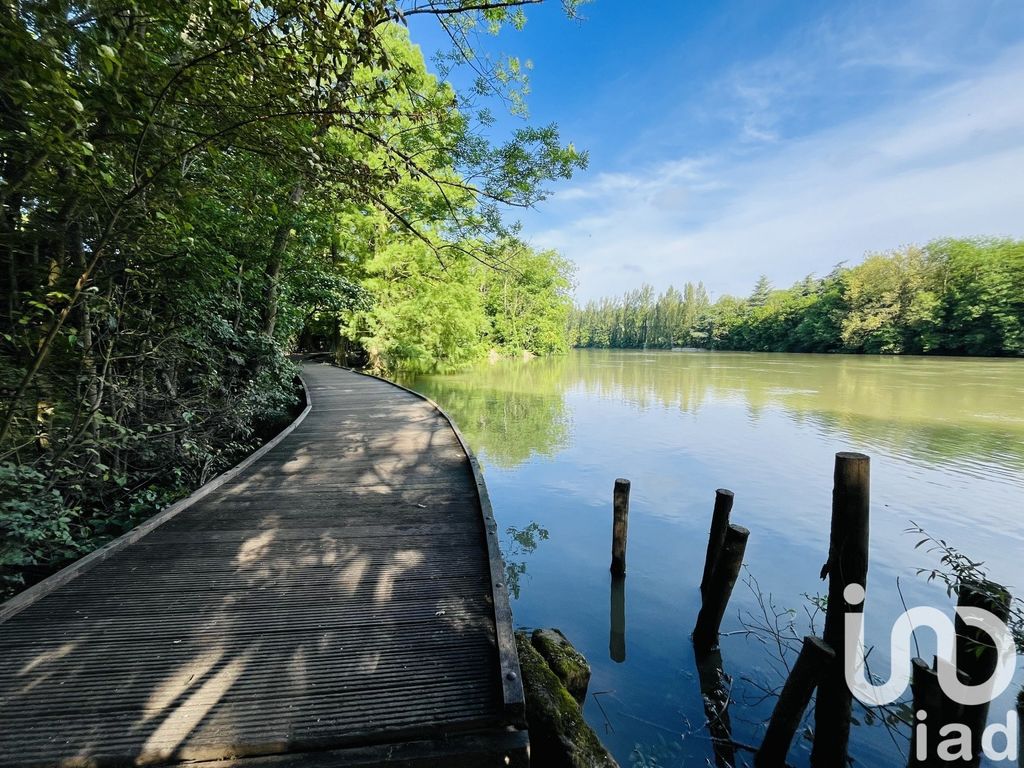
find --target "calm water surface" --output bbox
[398,350,1024,767]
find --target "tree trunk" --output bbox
[71,223,101,441]
[2,192,21,330]
[262,183,304,339]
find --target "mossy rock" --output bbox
[531,628,591,705]
[515,631,618,768]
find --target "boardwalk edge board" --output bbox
[0,376,314,625]
[176,727,531,767]
[333,362,528,727]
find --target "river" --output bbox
[397,349,1024,767]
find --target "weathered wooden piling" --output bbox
[610,575,626,663]
[701,489,735,601]
[955,580,1012,767]
[909,658,944,768]
[1017,688,1023,768]
[755,636,835,767]
[955,581,1012,681]
[811,451,870,768]
[610,478,630,576]
[693,524,750,652]
[905,580,1013,768]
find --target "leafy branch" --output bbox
[906,522,1024,653]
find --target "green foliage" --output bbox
[346,238,575,372]
[571,282,711,349]
[574,239,1024,356]
[908,523,1024,653]
[0,0,583,595]
[0,463,82,586]
[352,239,491,372]
[480,243,575,356]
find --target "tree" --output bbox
[931,238,1024,355]
[840,246,939,353]
[0,0,587,595]
[749,275,773,307]
[480,241,575,356]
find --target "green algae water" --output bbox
[397,350,1024,767]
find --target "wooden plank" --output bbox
[5,587,495,630]
[177,727,530,768]
[0,635,497,680]
[0,703,505,767]
[2,606,497,649]
[117,522,476,542]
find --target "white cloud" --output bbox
[527,44,1024,301]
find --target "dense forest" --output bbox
[0,0,584,594]
[571,238,1024,356]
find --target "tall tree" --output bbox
[0,0,587,594]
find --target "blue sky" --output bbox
[410,1,1024,301]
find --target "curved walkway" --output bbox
[0,362,526,767]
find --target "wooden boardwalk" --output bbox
[0,362,527,767]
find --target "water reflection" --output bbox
[502,523,549,601]
[399,350,1024,768]
[694,646,738,768]
[402,351,1024,480]
[609,575,626,664]
[396,359,571,469]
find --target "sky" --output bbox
[409,0,1024,301]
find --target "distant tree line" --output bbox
[570,238,1024,356]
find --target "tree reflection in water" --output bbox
[502,522,550,601]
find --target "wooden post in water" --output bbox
[909,658,944,768]
[1017,688,1023,768]
[701,489,735,601]
[755,636,835,767]
[610,478,630,576]
[693,524,750,652]
[811,451,870,768]
[954,580,1012,767]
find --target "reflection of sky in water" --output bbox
[402,350,1024,768]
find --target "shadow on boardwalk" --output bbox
[0,363,526,767]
